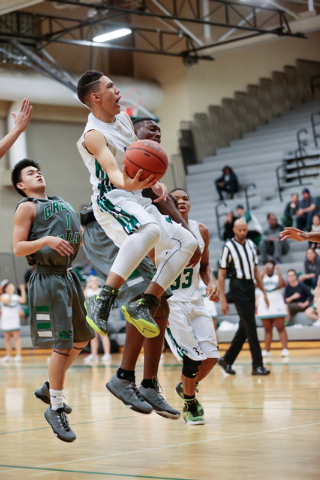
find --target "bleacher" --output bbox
[184,59,320,342]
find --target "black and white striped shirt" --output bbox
[219,238,258,280]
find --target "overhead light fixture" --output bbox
[93,28,132,43]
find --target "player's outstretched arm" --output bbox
[84,130,157,191]
[199,223,220,302]
[13,202,74,258]
[0,98,32,159]
[280,227,320,243]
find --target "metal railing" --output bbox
[276,153,320,201]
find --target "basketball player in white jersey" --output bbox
[154,188,220,425]
[76,70,198,342]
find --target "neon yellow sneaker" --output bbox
[121,294,160,338]
[85,285,118,336]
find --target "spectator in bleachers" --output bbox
[83,276,111,364]
[308,214,320,252]
[215,166,239,200]
[304,276,320,326]
[284,269,313,322]
[223,211,236,241]
[260,213,289,264]
[282,193,299,227]
[235,205,263,246]
[299,248,320,289]
[296,188,318,231]
[0,280,26,363]
[256,261,289,357]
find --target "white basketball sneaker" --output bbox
[262,350,272,357]
[281,348,289,357]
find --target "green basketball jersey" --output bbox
[16,196,81,267]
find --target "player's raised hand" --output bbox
[187,244,201,267]
[11,98,33,133]
[122,165,157,191]
[46,236,74,257]
[280,227,307,242]
[207,284,221,303]
[152,182,167,203]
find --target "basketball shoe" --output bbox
[121,294,160,338]
[106,373,153,414]
[183,398,205,425]
[44,406,76,443]
[139,380,181,420]
[174,382,204,416]
[34,381,72,414]
[85,285,118,336]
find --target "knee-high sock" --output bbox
[153,227,198,291]
[111,223,161,281]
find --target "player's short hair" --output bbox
[132,117,157,129]
[234,218,247,227]
[169,188,189,198]
[77,70,104,105]
[11,159,40,197]
[287,269,297,276]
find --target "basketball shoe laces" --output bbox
[151,377,169,404]
[128,382,145,401]
[95,288,118,323]
[57,410,71,432]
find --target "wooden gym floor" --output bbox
[0,348,319,480]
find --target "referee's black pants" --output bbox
[224,278,263,369]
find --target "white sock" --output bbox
[50,389,64,411]
[111,223,161,280]
[153,226,198,291]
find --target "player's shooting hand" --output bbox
[11,98,33,133]
[221,298,229,316]
[264,293,269,309]
[122,165,157,191]
[152,182,167,203]
[280,227,307,242]
[207,284,221,303]
[45,236,74,257]
[169,193,179,209]
[187,244,201,267]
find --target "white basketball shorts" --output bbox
[165,298,219,362]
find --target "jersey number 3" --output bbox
[171,268,193,290]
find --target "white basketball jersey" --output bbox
[77,112,136,198]
[157,219,205,302]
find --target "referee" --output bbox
[218,219,270,375]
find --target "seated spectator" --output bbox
[299,248,320,289]
[215,165,238,200]
[296,188,318,231]
[308,214,320,252]
[305,276,320,326]
[223,211,236,241]
[256,262,289,357]
[260,213,289,264]
[284,269,313,322]
[281,193,299,227]
[235,205,262,246]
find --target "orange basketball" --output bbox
[123,140,168,182]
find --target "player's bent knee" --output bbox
[182,230,198,255]
[182,355,202,378]
[73,341,88,350]
[142,222,161,242]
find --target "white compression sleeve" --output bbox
[110,223,161,281]
[153,226,198,291]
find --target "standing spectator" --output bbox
[296,188,318,231]
[223,211,236,241]
[299,248,320,289]
[215,166,239,200]
[256,262,289,357]
[282,193,299,227]
[284,269,313,322]
[235,205,263,246]
[308,214,320,252]
[83,276,111,364]
[260,213,289,264]
[218,219,270,376]
[0,281,26,362]
[305,276,320,326]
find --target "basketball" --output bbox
[123,139,168,182]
